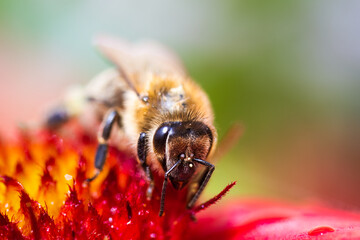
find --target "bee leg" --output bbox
[187,158,215,209]
[137,132,155,199]
[45,106,70,129]
[86,110,121,182]
[159,160,182,217]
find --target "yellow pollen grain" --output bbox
[64,174,73,181]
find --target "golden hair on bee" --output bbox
[46,36,219,217]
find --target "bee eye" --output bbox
[153,124,170,155]
[179,153,185,160]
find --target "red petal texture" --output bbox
[1,124,360,239]
[0,125,233,240]
[189,199,360,239]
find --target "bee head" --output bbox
[153,121,213,189]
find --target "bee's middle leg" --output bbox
[86,109,121,182]
[137,132,154,199]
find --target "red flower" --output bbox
[0,125,234,240]
[189,199,360,239]
[1,124,360,239]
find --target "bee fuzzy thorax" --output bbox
[136,77,212,127]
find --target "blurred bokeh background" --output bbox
[0,1,359,209]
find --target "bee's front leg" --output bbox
[187,159,215,209]
[86,109,121,182]
[137,132,154,200]
[159,160,182,217]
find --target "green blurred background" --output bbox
[0,1,359,208]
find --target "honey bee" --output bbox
[47,36,219,216]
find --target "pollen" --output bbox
[64,174,73,181]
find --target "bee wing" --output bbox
[94,35,187,83]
